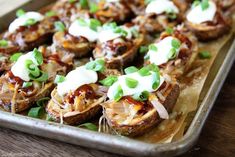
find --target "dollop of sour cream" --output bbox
[147,36,180,65]
[11,51,39,81]
[146,0,179,15]
[98,25,134,43]
[186,1,217,24]
[57,66,98,96]
[68,19,99,42]
[8,12,44,33]
[107,71,164,100]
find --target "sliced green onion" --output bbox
[16,9,25,17]
[32,48,43,65]
[0,39,8,47]
[22,82,33,88]
[193,0,200,7]
[28,107,43,118]
[148,44,158,52]
[139,46,149,54]
[103,22,117,30]
[54,21,66,32]
[80,0,89,9]
[24,18,37,26]
[201,0,209,10]
[45,11,57,17]
[114,85,123,102]
[29,71,48,82]
[78,123,98,131]
[125,77,138,88]
[114,27,128,37]
[89,2,99,13]
[54,75,66,84]
[77,18,88,26]
[131,29,139,38]
[124,66,139,74]
[199,51,211,59]
[152,72,160,90]
[85,59,105,72]
[146,63,160,72]
[25,60,40,77]
[99,76,118,87]
[138,67,151,76]
[167,48,177,59]
[165,27,174,35]
[132,91,149,101]
[36,97,50,107]
[10,52,22,62]
[46,114,53,121]
[89,19,101,31]
[165,8,177,20]
[144,0,154,4]
[171,39,181,49]
[69,0,76,3]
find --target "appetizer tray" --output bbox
[0,0,234,157]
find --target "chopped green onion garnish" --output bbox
[199,51,211,59]
[99,75,118,87]
[146,63,160,72]
[54,75,66,84]
[16,9,25,17]
[125,77,138,88]
[36,97,50,107]
[46,114,53,121]
[124,66,139,74]
[78,123,98,131]
[193,0,200,7]
[138,67,151,76]
[29,71,48,82]
[114,27,128,37]
[54,21,66,32]
[167,48,177,59]
[22,82,33,88]
[89,18,101,31]
[69,0,76,3]
[114,85,123,102]
[45,11,57,17]
[165,27,174,35]
[24,18,37,26]
[132,91,149,101]
[10,53,22,62]
[28,107,43,118]
[32,48,43,65]
[201,0,209,10]
[77,18,88,26]
[85,59,105,72]
[0,39,8,47]
[103,22,117,30]
[80,0,89,9]
[89,2,99,13]
[152,72,160,90]
[166,8,177,20]
[148,44,158,52]
[25,60,41,77]
[144,0,154,4]
[139,46,149,54]
[171,39,181,49]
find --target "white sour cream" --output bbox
[147,36,180,65]
[186,1,216,24]
[146,0,179,15]
[11,51,39,81]
[107,71,164,100]
[8,12,44,33]
[57,66,98,96]
[68,20,99,42]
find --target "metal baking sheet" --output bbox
[0,1,234,156]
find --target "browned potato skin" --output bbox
[46,92,102,125]
[0,82,54,113]
[185,7,232,41]
[93,34,145,69]
[53,31,93,58]
[106,82,180,137]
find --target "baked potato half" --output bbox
[144,26,198,78]
[0,48,70,113]
[101,64,180,136]
[185,0,232,41]
[46,61,121,125]
[93,23,144,69]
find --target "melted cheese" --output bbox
[8,12,44,33]
[68,20,99,42]
[107,71,164,100]
[146,0,179,15]
[11,51,39,81]
[186,1,216,24]
[57,66,98,96]
[147,36,180,65]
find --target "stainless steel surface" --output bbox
[0,1,234,156]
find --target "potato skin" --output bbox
[105,82,180,137]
